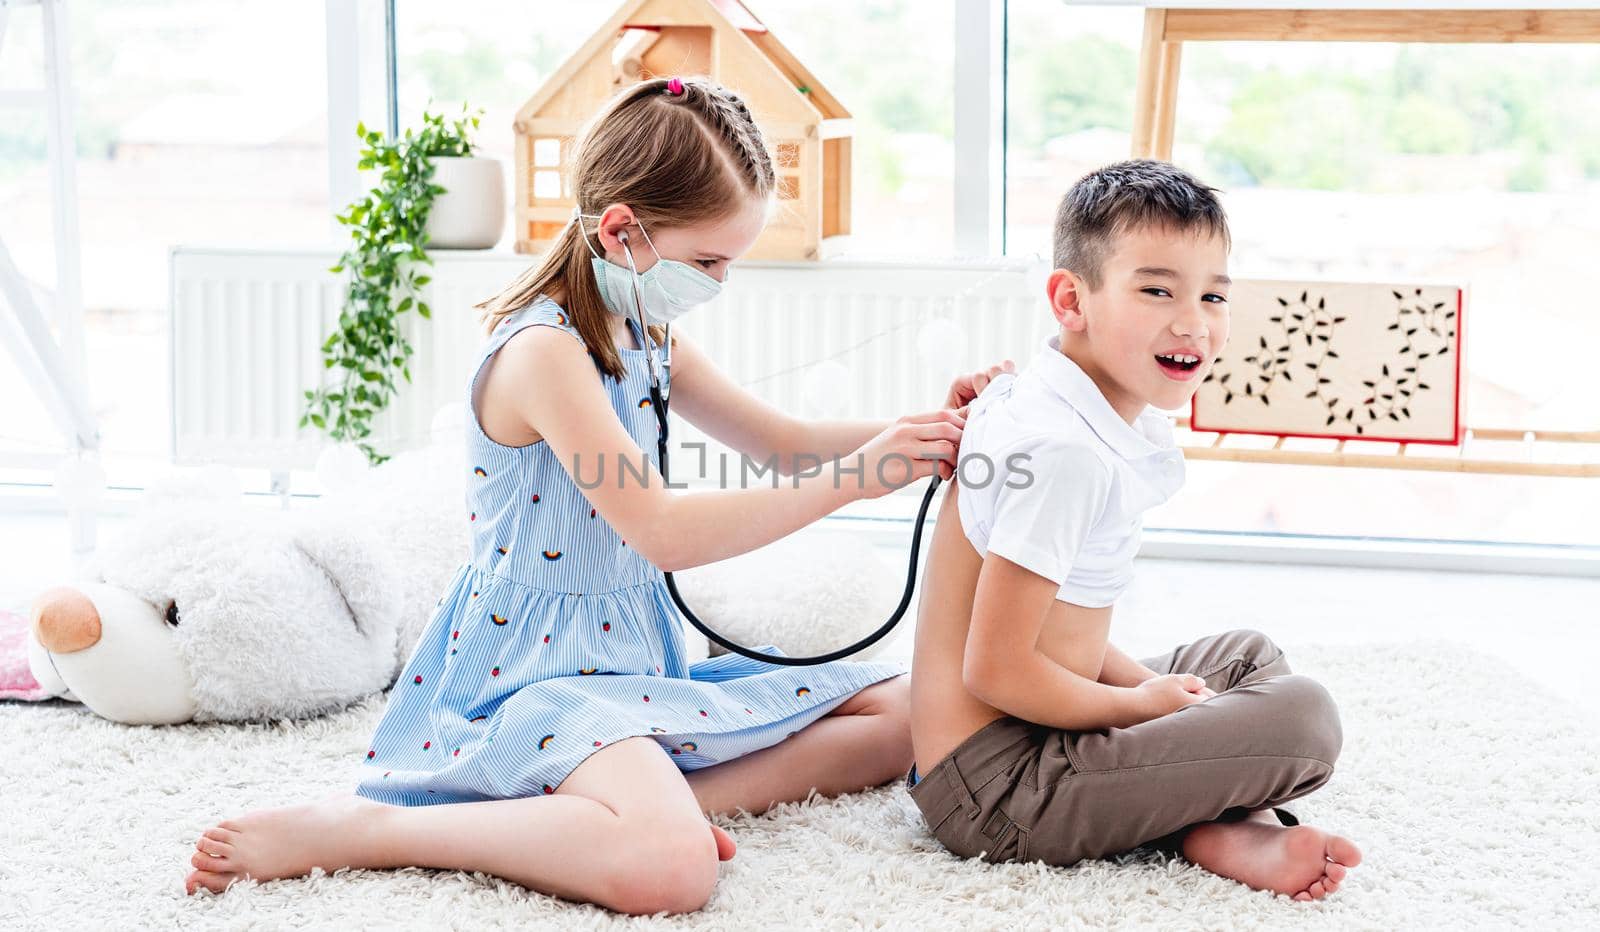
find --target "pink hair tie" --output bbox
[666,77,685,96]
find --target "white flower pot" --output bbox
[424,156,505,250]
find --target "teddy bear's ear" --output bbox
[290,519,400,646]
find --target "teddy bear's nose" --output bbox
[30,586,103,654]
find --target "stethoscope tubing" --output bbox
[617,230,938,666]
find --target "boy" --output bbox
[908,160,1362,901]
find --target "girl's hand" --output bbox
[850,409,965,496]
[943,359,1016,410]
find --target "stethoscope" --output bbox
[615,230,943,666]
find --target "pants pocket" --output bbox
[977,811,1029,863]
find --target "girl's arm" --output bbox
[668,331,1007,476]
[489,325,961,572]
[666,330,886,475]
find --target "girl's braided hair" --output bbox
[479,77,775,380]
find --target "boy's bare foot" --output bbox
[184,793,385,895]
[185,795,738,895]
[1180,812,1362,901]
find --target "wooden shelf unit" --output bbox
[1174,420,1600,478]
[1134,5,1600,477]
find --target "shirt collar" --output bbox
[1029,335,1175,461]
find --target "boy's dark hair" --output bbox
[1052,159,1229,288]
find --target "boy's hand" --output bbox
[1131,673,1210,722]
[942,360,1016,410]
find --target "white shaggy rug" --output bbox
[2,642,1597,930]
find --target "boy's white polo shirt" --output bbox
[956,335,1186,608]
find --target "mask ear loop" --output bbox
[620,227,673,481]
[581,209,660,371]
[631,221,680,374]
[572,207,604,261]
[634,221,664,264]
[616,228,665,392]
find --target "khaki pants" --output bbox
[908,629,1341,866]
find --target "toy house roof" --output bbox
[514,0,848,127]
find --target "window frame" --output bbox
[313,0,1600,570]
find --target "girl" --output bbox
[185,76,1003,914]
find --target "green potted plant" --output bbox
[302,104,494,464]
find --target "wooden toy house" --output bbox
[513,0,851,261]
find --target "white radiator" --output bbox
[169,247,1047,476]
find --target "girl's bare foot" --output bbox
[184,794,738,895]
[184,793,386,895]
[1181,812,1362,901]
[710,823,737,861]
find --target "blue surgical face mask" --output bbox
[574,210,724,327]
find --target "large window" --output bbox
[4,1,1593,551]
[1005,2,1600,547]
[395,0,955,258]
[0,0,331,484]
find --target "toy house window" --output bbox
[774,139,802,201]
[534,170,561,199]
[533,138,561,167]
[531,136,563,201]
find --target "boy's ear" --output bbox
[1047,268,1089,333]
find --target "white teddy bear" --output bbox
[25,457,465,724]
[23,444,906,726]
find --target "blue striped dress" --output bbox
[354,299,906,805]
